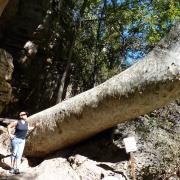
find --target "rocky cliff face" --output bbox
[0,0,48,55]
[0,0,53,115]
[0,49,13,113]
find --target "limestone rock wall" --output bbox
[0,49,13,113]
[0,0,52,115]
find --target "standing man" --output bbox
[7,111,38,174]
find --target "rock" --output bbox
[112,106,180,179]
[0,49,13,114]
[0,125,6,134]
[27,153,126,180]
[0,49,13,81]
[0,131,10,156]
[31,157,81,180]
[102,176,122,180]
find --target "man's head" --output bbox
[19,111,28,119]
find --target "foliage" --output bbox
[30,0,180,102]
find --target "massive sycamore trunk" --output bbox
[25,22,180,158]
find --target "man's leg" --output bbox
[10,138,18,173]
[14,139,25,174]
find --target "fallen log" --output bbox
[0,118,16,125]
[24,22,180,158]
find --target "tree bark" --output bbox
[25,22,180,158]
[0,0,9,16]
[56,0,89,103]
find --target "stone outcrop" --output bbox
[0,0,9,16]
[0,0,49,56]
[0,49,13,113]
[0,0,53,115]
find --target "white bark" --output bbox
[25,22,180,157]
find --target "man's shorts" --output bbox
[11,137,25,160]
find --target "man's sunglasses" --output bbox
[20,113,27,116]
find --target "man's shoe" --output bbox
[14,168,20,174]
[9,168,15,174]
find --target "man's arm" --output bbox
[28,122,39,131]
[7,121,17,139]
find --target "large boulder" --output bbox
[0,49,13,114]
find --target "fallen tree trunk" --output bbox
[0,118,16,126]
[25,22,180,158]
[0,0,9,16]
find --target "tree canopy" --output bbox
[45,0,179,97]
